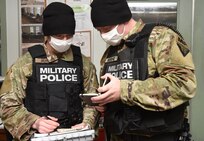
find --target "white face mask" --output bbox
[101,25,125,46]
[49,36,73,53]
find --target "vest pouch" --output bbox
[124,106,167,135]
[104,101,128,135]
[143,116,167,133]
[66,84,82,109]
[25,81,48,116]
[47,83,68,114]
[125,115,167,136]
[123,106,145,135]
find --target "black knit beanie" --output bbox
[90,0,132,27]
[42,2,75,36]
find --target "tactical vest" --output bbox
[24,45,84,128]
[103,23,188,136]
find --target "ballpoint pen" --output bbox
[98,77,108,95]
[102,77,108,87]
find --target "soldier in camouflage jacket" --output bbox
[90,0,196,141]
[0,2,99,141]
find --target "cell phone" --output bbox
[79,93,99,106]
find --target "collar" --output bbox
[124,19,145,40]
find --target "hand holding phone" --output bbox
[80,77,110,106]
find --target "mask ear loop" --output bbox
[117,24,126,36]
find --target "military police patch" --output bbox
[36,64,80,83]
[105,61,133,79]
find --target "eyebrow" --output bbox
[53,35,72,38]
[98,26,114,33]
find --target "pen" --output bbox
[98,77,108,96]
[44,116,58,134]
[102,77,108,87]
[46,116,53,120]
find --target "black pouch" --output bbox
[104,101,128,135]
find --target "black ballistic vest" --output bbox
[103,23,188,136]
[24,45,84,128]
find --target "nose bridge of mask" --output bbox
[102,24,125,40]
[101,24,126,46]
[51,36,73,44]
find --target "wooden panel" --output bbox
[0,129,8,141]
[94,128,105,141]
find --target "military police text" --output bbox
[39,67,78,82]
[106,62,133,79]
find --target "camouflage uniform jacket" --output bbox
[0,44,99,141]
[100,19,197,111]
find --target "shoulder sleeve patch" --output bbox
[177,37,190,57]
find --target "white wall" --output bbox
[191,0,204,140]
[92,29,106,78]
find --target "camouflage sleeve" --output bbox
[0,53,40,140]
[120,26,197,111]
[81,55,100,129]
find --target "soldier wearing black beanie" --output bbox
[42,2,75,36]
[90,1,195,141]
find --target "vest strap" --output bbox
[28,44,46,58]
